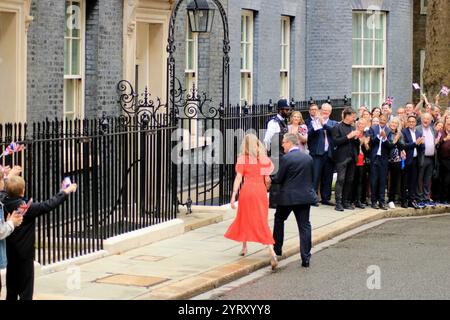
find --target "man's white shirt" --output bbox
[311,118,329,152]
[376,125,387,156]
[264,114,285,148]
[409,128,417,158]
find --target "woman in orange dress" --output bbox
[224,134,278,269]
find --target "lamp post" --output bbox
[167,0,230,214]
[166,0,229,123]
[187,0,215,33]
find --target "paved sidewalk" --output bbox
[1,204,448,300]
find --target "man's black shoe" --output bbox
[401,202,408,208]
[379,202,388,210]
[371,203,379,209]
[355,201,366,209]
[335,203,344,212]
[311,202,319,207]
[321,200,335,206]
[343,202,355,210]
[301,261,310,268]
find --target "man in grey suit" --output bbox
[270,133,317,268]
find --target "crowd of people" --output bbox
[266,95,450,212]
[223,95,450,271]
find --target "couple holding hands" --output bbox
[225,133,316,270]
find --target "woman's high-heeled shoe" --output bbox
[270,255,278,270]
[239,248,247,256]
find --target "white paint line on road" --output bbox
[191,212,450,300]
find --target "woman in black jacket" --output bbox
[387,117,407,208]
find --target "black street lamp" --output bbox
[167,0,230,122]
[167,0,230,214]
[187,0,215,33]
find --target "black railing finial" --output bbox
[268,99,273,112]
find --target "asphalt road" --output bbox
[215,215,450,300]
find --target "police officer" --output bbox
[264,99,292,209]
[264,99,292,157]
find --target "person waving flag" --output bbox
[0,142,25,158]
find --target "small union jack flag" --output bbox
[386,97,394,106]
[413,83,421,91]
[0,142,25,158]
[441,86,450,96]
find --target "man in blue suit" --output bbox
[368,114,393,210]
[305,103,319,128]
[307,103,337,206]
[271,133,317,268]
[402,115,425,209]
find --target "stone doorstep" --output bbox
[136,206,450,300]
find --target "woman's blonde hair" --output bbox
[239,134,267,159]
[389,116,403,132]
[289,111,305,125]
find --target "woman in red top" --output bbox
[225,134,278,269]
[352,118,370,208]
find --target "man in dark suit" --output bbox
[307,103,337,206]
[368,114,393,210]
[305,103,319,128]
[331,107,360,212]
[271,133,317,268]
[402,115,425,209]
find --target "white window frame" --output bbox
[352,11,386,110]
[240,10,253,106]
[421,0,428,15]
[280,16,290,99]
[64,0,85,120]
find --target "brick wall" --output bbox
[27,0,66,122]
[94,0,123,118]
[228,0,306,105]
[306,0,413,110]
[27,0,123,123]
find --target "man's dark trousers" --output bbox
[370,156,389,205]
[312,154,334,202]
[418,156,435,201]
[6,255,34,300]
[335,158,356,204]
[273,204,312,263]
[405,157,420,202]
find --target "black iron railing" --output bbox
[176,97,350,212]
[0,117,176,265]
[0,90,349,265]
